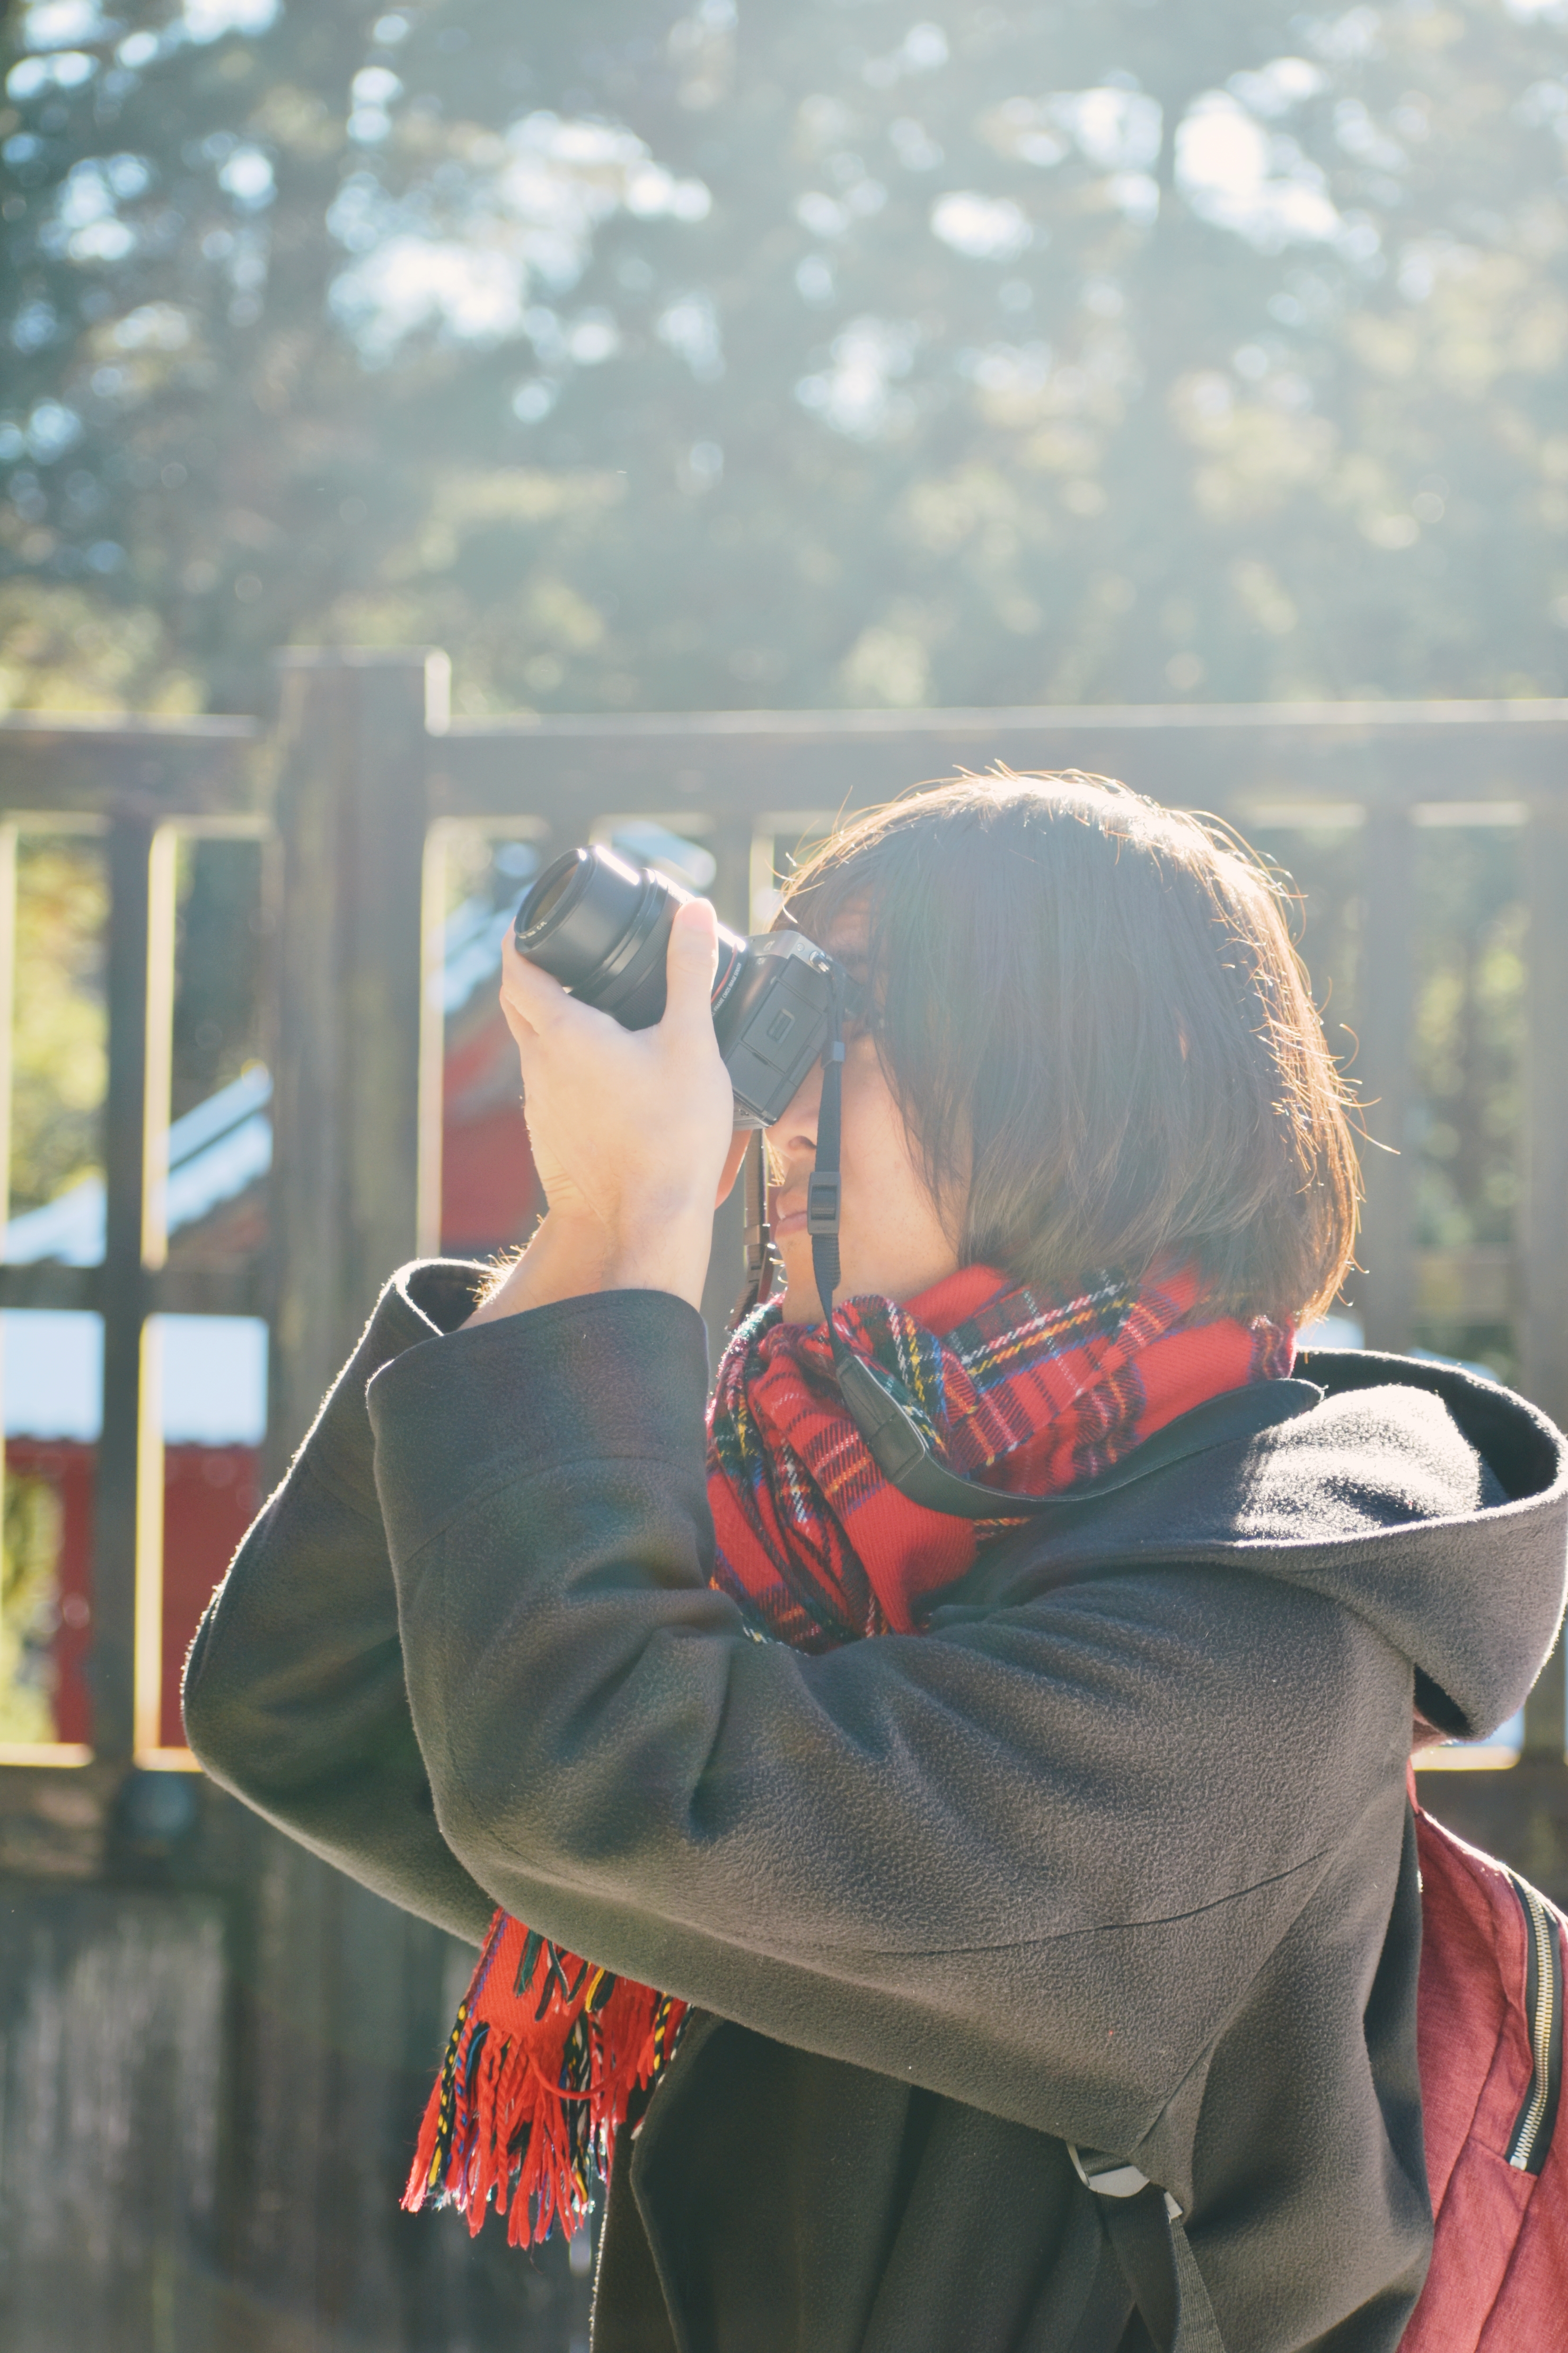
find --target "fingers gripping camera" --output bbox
[514,844,858,1129]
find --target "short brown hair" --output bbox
[782,772,1360,1327]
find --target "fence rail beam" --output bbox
[0,715,260,819]
[431,701,1568,828]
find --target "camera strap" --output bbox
[806,990,1322,1523]
[735,1129,778,1323]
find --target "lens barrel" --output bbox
[514,845,745,1030]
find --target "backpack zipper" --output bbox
[1505,1871,1563,2174]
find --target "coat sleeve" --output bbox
[182,1260,498,1946]
[367,1288,1413,2159]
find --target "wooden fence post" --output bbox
[232,649,543,2348]
[92,809,171,1763]
[1520,789,1568,1760]
[1521,791,1568,1433]
[267,650,446,1466]
[1356,799,1417,1354]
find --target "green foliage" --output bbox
[10,835,106,1217]
[0,1469,64,1744]
[1,0,1564,714]
[0,576,199,708]
[6,831,265,1212]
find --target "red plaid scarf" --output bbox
[403,1260,1292,2247]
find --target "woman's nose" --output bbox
[767,1057,823,1162]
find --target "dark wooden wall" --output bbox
[0,1772,585,2353]
[2,661,1566,2350]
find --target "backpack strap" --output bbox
[1069,2146,1228,2352]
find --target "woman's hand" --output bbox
[468,898,747,1323]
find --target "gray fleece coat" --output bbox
[183,1262,1568,2353]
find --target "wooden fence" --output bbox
[1,649,1566,2349]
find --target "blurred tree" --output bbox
[1,0,1564,716]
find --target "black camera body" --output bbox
[513,844,851,1128]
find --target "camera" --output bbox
[513,844,855,1128]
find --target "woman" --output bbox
[184,775,1567,2353]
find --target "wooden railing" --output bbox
[10,659,1565,1770]
[1,651,1565,2348]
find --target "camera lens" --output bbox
[522,855,591,936]
[515,846,675,1028]
[515,844,748,1032]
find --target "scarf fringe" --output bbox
[402,1911,688,2248]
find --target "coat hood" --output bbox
[948,1348,1568,1746]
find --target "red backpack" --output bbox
[1403,1793,1568,2349]
[1049,1791,1568,2353]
